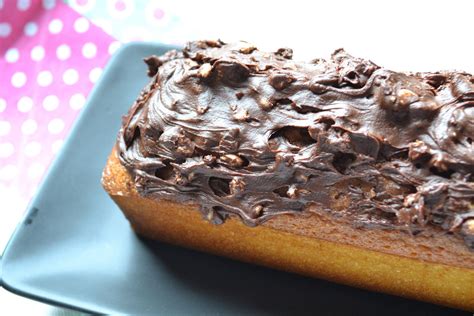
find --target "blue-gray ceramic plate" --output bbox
[0,43,467,315]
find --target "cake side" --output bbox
[104,147,474,269]
[102,148,474,311]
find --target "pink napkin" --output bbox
[0,1,116,211]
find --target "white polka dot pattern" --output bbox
[69,93,86,110]
[82,42,97,59]
[48,19,63,34]
[37,71,53,87]
[31,46,46,61]
[56,44,71,60]
[42,0,56,10]
[17,0,31,11]
[5,48,20,63]
[11,72,27,88]
[24,22,38,36]
[63,69,79,85]
[74,17,90,33]
[17,97,33,113]
[42,95,60,111]
[0,23,11,37]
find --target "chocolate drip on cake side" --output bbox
[118,40,474,249]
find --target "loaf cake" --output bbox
[102,40,474,310]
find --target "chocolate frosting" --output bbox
[118,40,474,249]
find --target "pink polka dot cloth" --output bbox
[0,1,118,228]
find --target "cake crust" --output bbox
[103,148,474,311]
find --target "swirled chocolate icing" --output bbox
[118,40,474,249]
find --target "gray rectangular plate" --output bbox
[0,43,467,315]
